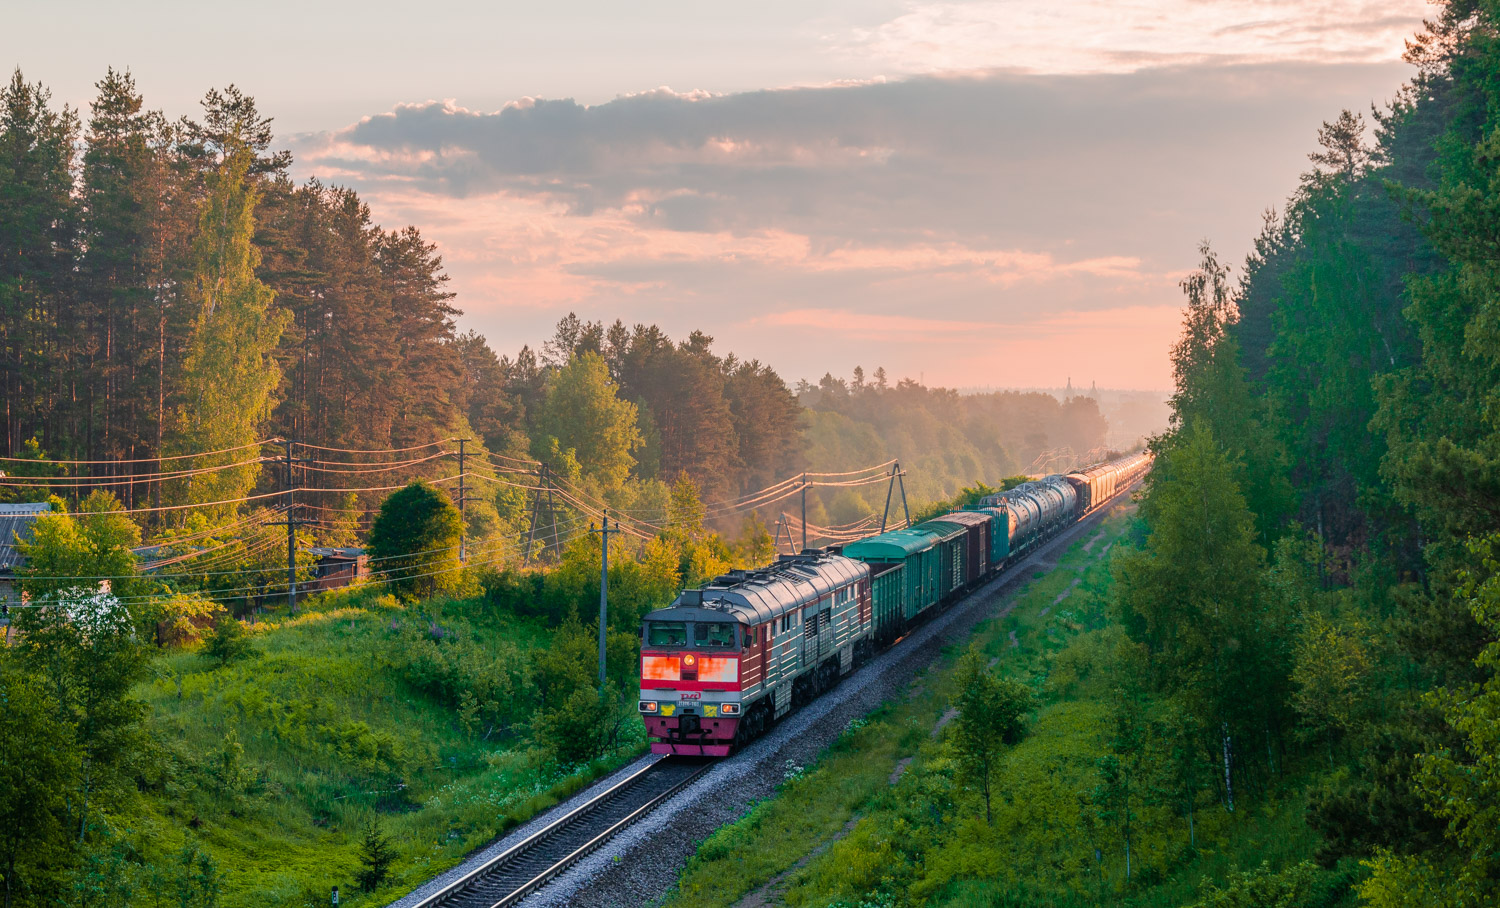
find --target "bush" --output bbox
[202,615,254,666]
[530,682,636,765]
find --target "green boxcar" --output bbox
[843,529,940,621]
[911,520,966,602]
[868,561,907,640]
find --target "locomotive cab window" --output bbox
[647,621,687,647]
[694,622,737,648]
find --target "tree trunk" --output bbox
[1222,722,1234,813]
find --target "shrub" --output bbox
[202,615,254,666]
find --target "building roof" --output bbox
[0,502,51,571]
[307,546,366,559]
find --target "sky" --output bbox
[8,0,1429,390]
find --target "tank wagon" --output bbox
[977,475,1077,558]
[640,452,1152,756]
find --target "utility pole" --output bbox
[898,463,910,528]
[455,439,467,562]
[286,439,296,611]
[880,462,911,532]
[524,463,546,566]
[270,439,310,613]
[592,512,615,690]
[545,469,560,560]
[880,463,897,533]
[801,471,808,552]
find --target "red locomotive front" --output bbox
[638,615,746,756]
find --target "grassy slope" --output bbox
[662,506,1350,908]
[128,586,644,908]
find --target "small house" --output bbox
[0,501,51,642]
[306,546,369,592]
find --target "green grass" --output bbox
[126,584,645,907]
[661,509,1360,908]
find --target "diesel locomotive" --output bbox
[638,452,1152,756]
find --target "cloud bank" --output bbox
[293,61,1410,389]
[831,0,1428,74]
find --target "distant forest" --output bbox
[0,68,1112,543]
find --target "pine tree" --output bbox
[355,822,396,893]
[0,70,78,456]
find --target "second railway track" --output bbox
[410,756,711,908]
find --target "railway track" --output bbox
[409,756,711,908]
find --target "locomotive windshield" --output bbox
[646,621,687,647]
[694,623,737,648]
[643,620,740,648]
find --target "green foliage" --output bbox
[367,481,463,599]
[0,665,76,908]
[170,139,289,517]
[167,841,222,908]
[1167,243,1292,542]
[1290,611,1372,757]
[0,439,61,504]
[530,681,637,766]
[1113,422,1290,794]
[12,588,147,844]
[949,648,1033,824]
[1361,534,1500,906]
[1186,860,1322,908]
[201,615,254,667]
[19,492,143,602]
[799,379,1110,515]
[529,618,640,764]
[535,351,641,490]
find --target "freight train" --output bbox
[637,452,1152,756]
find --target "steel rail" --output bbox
[410,756,710,908]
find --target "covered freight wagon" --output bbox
[922,510,992,588]
[963,505,1011,567]
[910,520,966,603]
[841,529,941,625]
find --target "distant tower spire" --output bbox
[1090,379,1098,398]
[1065,376,1074,398]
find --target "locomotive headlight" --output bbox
[639,701,659,714]
[721,703,741,716]
[681,653,697,669]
